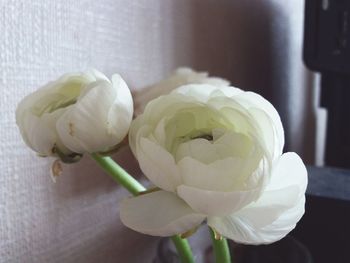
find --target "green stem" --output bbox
[91,153,145,195]
[91,153,195,263]
[171,235,195,263]
[209,227,232,263]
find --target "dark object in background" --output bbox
[232,236,312,263]
[293,166,350,263]
[303,0,350,168]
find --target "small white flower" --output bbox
[16,70,133,159]
[120,84,307,244]
[133,67,230,115]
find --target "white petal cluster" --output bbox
[16,70,133,159]
[133,67,230,115]
[121,84,307,244]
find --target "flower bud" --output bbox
[133,67,230,115]
[16,70,133,161]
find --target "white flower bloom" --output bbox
[133,67,230,115]
[120,84,307,244]
[16,70,133,159]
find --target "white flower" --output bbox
[120,84,307,244]
[16,70,133,159]
[133,67,230,115]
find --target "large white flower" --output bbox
[16,70,133,159]
[120,84,307,244]
[133,67,230,115]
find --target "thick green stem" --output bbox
[91,153,195,263]
[209,227,232,263]
[91,153,145,195]
[171,235,195,263]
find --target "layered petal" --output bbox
[266,152,307,194]
[174,84,243,103]
[136,138,182,192]
[208,97,274,162]
[247,108,276,160]
[177,156,262,192]
[56,79,132,153]
[175,130,258,164]
[106,74,133,139]
[173,84,220,102]
[19,112,58,155]
[234,91,284,158]
[16,72,91,122]
[207,152,307,244]
[177,185,261,216]
[141,93,202,129]
[120,190,206,236]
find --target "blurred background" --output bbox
[0,0,348,262]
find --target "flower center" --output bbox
[191,133,213,141]
[162,105,263,166]
[163,106,234,160]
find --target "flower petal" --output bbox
[207,152,307,244]
[177,184,261,216]
[174,84,243,103]
[178,156,263,192]
[143,93,201,126]
[173,84,219,102]
[175,130,259,164]
[128,115,147,157]
[56,80,124,153]
[120,190,205,237]
[176,139,221,164]
[106,74,133,139]
[235,91,284,157]
[267,152,308,194]
[207,189,304,244]
[137,138,182,192]
[17,106,72,155]
[248,108,277,160]
[19,112,57,155]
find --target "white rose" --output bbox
[16,70,133,159]
[133,67,230,115]
[120,84,307,244]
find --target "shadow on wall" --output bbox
[170,0,316,164]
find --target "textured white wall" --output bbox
[0,0,314,262]
[0,1,195,262]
